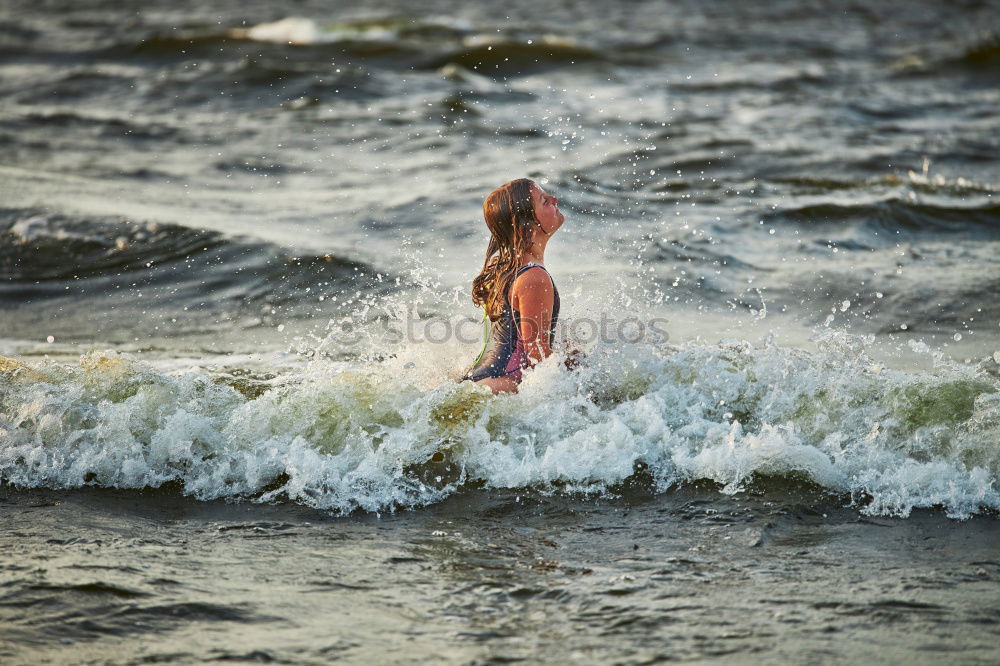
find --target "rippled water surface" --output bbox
[4,485,1000,664]
[1,0,999,662]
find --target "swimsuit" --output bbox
[464,263,560,383]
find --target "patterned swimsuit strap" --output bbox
[517,262,550,277]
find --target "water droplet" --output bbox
[953,333,962,341]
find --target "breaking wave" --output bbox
[2,330,997,518]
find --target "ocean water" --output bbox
[1,0,999,662]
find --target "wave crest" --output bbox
[0,209,385,338]
[2,332,997,518]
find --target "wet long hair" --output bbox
[471,178,537,321]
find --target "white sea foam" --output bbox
[1,330,997,517]
[233,18,325,45]
[230,16,471,46]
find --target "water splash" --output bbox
[2,328,997,518]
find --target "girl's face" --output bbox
[531,184,564,234]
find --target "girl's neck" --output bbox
[521,240,547,266]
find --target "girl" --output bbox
[463,178,565,394]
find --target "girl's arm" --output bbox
[510,268,554,366]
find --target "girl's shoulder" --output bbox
[510,264,554,307]
[514,262,552,277]
[512,263,552,286]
